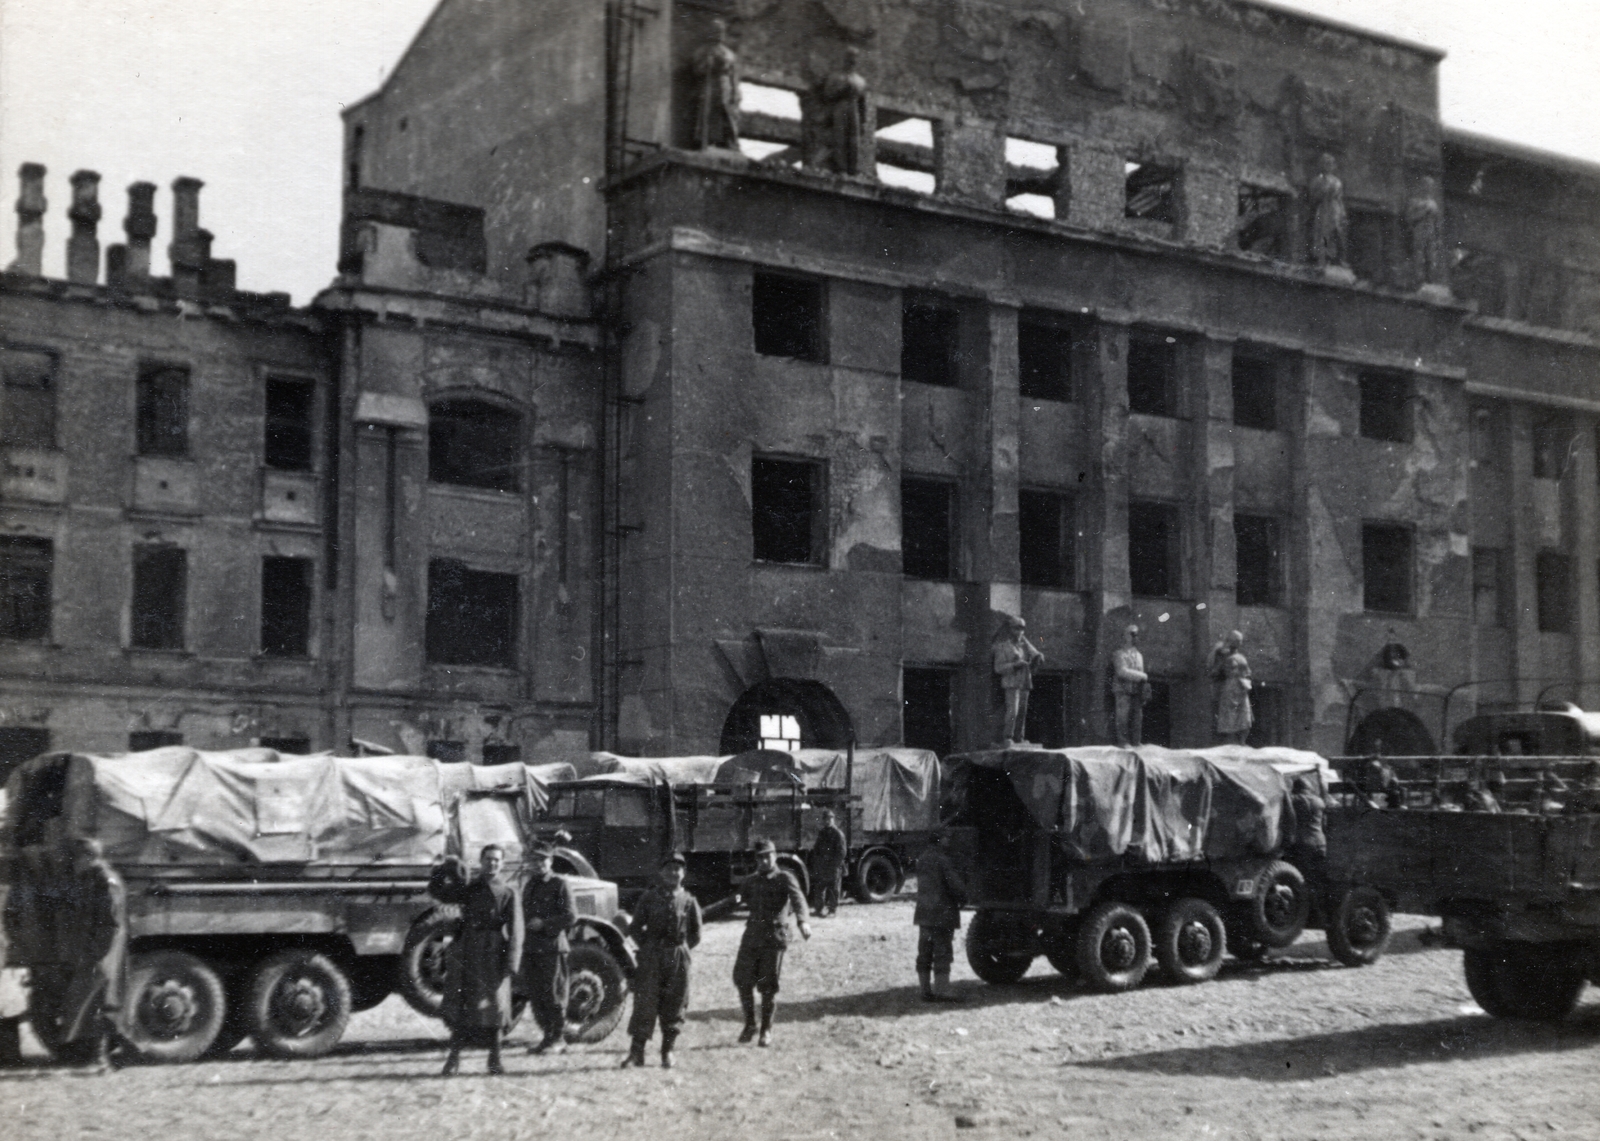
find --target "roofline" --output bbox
[1235,0,1445,61]
[1444,127,1600,183]
[341,0,447,119]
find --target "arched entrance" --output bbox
[718,678,854,755]
[1346,707,1436,756]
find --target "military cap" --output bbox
[660,852,687,868]
[528,841,556,857]
[750,838,777,855]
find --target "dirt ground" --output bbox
[2,901,1598,1141]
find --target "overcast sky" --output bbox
[2,0,1596,304]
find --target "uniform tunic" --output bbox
[626,884,702,1040]
[913,846,967,974]
[733,868,807,996]
[520,873,577,1040]
[808,824,847,912]
[430,864,524,1037]
[58,859,128,1042]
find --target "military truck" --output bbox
[0,748,633,1063]
[942,744,1383,993]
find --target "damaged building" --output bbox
[3,0,1599,772]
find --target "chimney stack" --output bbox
[121,182,158,281]
[66,170,103,284]
[8,163,47,276]
[169,176,205,297]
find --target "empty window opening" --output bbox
[264,376,315,471]
[1532,414,1575,479]
[261,556,313,658]
[901,477,954,580]
[1359,371,1412,443]
[1019,315,1082,402]
[752,456,825,565]
[1005,137,1061,218]
[1472,547,1506,628]
[759,713,802,752]
[1245,684,1286,748]
[752,273,825,361]
[1140,678,1174,747]
[1362,523,1413,614]
[737,82,804,165]
[1470,405,1499,470]
[131,545,186,650]
[427,740,467,763]
[1,348,57,448]
[129,730,183,752]
[901,296,960,386]
[1536,550,1572,633]
[1127,332,1177,417]
[260,737,311,755]
[902,666,953,756]
[136,364,189,457]
[1231,350,1277,430]
[1235,515,1281,607]
[429,399,522,492]
[1129,501,1181,599]
[875,113,937,194]
[1237,186,1290,257]
[0,536,52,641]
[482,743,522,766]
[426,559,519,668]
[1124,161,1179,224]
[1020,489,1076,590]
[1347,208,1394,287]
[0,727,50,787]
[1025,671,1088,749]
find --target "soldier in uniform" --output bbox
[521,842,577,1054]
[621,853,702,1069]
[808,810,847,917]
[49,838,127,1071]
[913,830,967,1002]
[430,844,523,1076]
[732,839,810,1047]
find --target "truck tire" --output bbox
[398,908,459,1018]
[121,950,227,1063]
[1155,898,1226,984]
[563,942,628,1044]
[1327,886,1392,967]
[1041,916,1082,979]
[1240,861,1310,949]
[245,949,353,1059]
[1463,943,1586,1021]
[852,851,900,904]
[1076,901,1152,992]
[965,910,1035,984]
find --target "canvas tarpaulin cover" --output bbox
[948,745,1312,864]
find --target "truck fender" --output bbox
[776,854,810,900]
[572,916,634,978]
[551,846,598,880]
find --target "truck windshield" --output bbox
[604,790,650,827]
[550,789,605,819]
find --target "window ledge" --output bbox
[254,653,317,663]
[426,482,525,502]
[125,647,194,658]
[425,663,521,675]
[752,560,828,572]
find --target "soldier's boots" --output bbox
[487,1035,505,1076]
[660,1031,677,1069]
[440,1046,461,1077]
[931,971,963,1002]
[621,1037,649,1068]
[757,997,775,1047]
[737,992,758,1044]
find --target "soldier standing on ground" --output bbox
[47,838,127,1072]
[522,842,577,1055]
[621,853,702,1070]
[913,831,967,1002]
[431,845,523,1076]
[808,809,847,917]
[733,839,810,1047]
[1111,624,1150,747]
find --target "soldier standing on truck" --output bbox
[1111,624,1150,747]
[914,830,967,1003]
[432,845,523,1076]
[522,842,577,1055]
[733,839,810,1047]
[808,810,847,917]
[621,853,702,1070]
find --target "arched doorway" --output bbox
[1346,707,1436,756]
[719,678,854,755]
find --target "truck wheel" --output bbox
[246,949,353,1059]
[563,943,628,1043]
[121,950,227,1063]
[1242,861,1310,949]
[852,851,900,904]
[965,910,1035,984]
[1076,902,1152,992]
[399,909,459,1018]
[1464,944,1586,1021]
[1327,886,1392,967]
[1041,916,1082,980]
[1155,898,1226,984]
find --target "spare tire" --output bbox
[1241,861,1310,949]
[399,907,459,1018]
[1327,886,1392,967]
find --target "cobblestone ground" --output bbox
[3,902,1598,1141]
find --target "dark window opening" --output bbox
[1124,161,1179,224]
[1025,672,1087,749]
[1532,414,1575,479]
[901,297,960,387]
[1020,489,1076,590]
[426,560,519,668]
[0,536,52,641]
[1237,185,1289,257]
[0,727,50,787]
[1347,208,1395,287]
[428,399,522,492]
[130,730,183,752]
[736,82,803,166]
[1245,684,1286,748]
[901,477,954,580]
[1362,523,1413,614]
[1,348,57,448]
[902,667,953,757]
[260,556,313,658]
[1473,547,1506,628]
[752,273,824,361]
[1359,371,1412,443]
[1004,137,1061,218]
[260,736,311,755]
[136,364,189,457]
[1129,501,1181,599]
[875,114,937,194]
[1127,332,1177,417]
[427,740,467,763]
[1536,550,1572,633]
[1231,351,1277,430]
[131,545,186,650]
[1018,315,1081,402]
[752,456,825,565]
[1235,515,1281,607]
[1470,405,1499,469]
[1141,678,1174,747]
[264,377,315,471]
[483,743,522,766]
